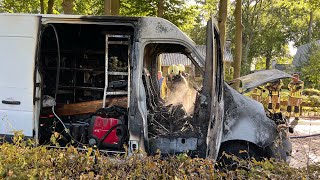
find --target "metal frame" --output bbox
[102,34,131,108]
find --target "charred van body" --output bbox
[0,14,291,162]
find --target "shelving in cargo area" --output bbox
[39,23,132,106]
[37,23,133,149]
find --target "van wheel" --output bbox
[216,141,265,170]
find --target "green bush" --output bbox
[302,88,320,96]
[304,95,320,107]
[0,138,319,179]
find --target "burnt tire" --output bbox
[216,141,265,170]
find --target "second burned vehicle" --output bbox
[0,14,291,163]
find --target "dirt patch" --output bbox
[290,137,320,168]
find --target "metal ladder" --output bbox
[102,34,131,108]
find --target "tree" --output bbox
[218,0,228,55]
[62,0,74,14]
[47,0,54,14]
[251,1,289,69]
[301,43,320,89]
[240,0,274,73]
[157,0,164,17]
[73,0,104,15]
[226,0,293,74]
[40,0,45,13]
[0,0,40,13]
[279,0,320,46]
[189,15,207,45]
[232,0,242,90]
[173,0,220,43]
[104,0,120,15]
[120,0,199,35]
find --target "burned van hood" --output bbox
[222,83,277,147]
[230,69,292,93]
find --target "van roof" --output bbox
[0,13,204,67]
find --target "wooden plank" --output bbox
[42,97,127,116]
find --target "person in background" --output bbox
[157,71,164,90]
[160,64,188,101]
[251,86,264,103]
[265,79,283,115]
[178,64,188,78]
[286,73,304,120]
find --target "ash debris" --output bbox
[148,103,202,138]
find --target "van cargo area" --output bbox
[38,23,132,150]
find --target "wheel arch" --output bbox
[217,140,273,160]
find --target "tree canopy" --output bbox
[0,0,319,88]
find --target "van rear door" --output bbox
[0,14,41,137]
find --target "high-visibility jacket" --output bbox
[266,80,283,96]
[161,77,168,99]
[160,75,188,99]
[288,80,304,98]
[252,86,263,96]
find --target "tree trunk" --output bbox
[232,0,242,91]
[104,0,120,15]
[265,50,273,70]
[104,0,111,15]
[242,33,253,73]
[62,0,74,14]
[218,0,228,57]
[265,55,271,69]
[308,11,313,43]
[111,0,120,15]
[40,0,44,14]
[47,0,54,14]
[158,0,164,17]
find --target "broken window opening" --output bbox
[142,43,205,156]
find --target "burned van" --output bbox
[0,13,291,162]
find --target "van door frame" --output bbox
[202,17,224,160]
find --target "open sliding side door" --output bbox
[0,14,41,137]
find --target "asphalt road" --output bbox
[289,118,320,167]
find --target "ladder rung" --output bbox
[106,91,128,95]
[59,85,104,91]
[108,41,129,45]
[108,71,128,75]
[106,35,130,38]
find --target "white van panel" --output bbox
[0,37,36,88]
[0,14,40,38]
[0,110,33,136]
[0,15,40,137]
[0,87,33,111]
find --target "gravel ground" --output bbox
[289,118,320,168]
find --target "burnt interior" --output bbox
[36,23,205,155]
[40,24,132,103]
[38,23,133,150]
[143,43,204,156]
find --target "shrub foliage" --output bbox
[0,136,319,179]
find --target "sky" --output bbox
[289,41,297,56]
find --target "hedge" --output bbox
[302,88,320,96]
[0,135,319,179]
